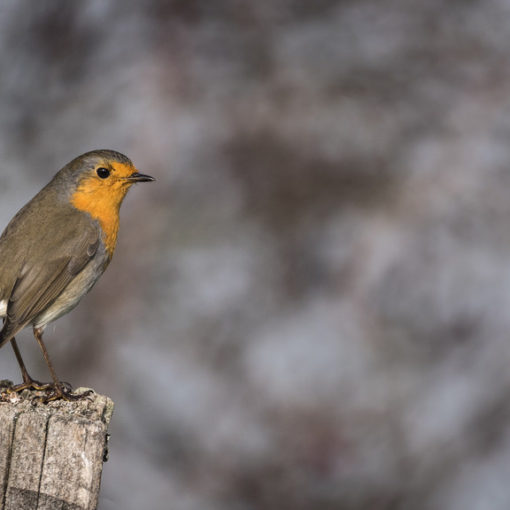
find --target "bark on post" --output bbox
[0,384,114,510]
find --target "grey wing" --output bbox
[0,227,99,347]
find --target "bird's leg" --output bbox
[33,327,90,402]
[11,338,30,382]
[8,337,53,392]
[1,315,51,393]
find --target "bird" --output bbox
[0,149,154,401]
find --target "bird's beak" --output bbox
[128,172,155,183]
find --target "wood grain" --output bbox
[0,388,114,510]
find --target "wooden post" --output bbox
[0,384,114,510]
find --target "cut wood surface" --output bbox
[0,385,114,510]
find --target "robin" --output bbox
[0,149,154,401]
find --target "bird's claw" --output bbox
[38,384,93,403]
[0,379,93,403]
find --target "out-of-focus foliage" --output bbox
[1,1,510,508]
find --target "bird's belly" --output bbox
[34,252,109,329]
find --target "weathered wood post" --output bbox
[0,384,114,510]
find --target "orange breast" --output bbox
[71,184,122,258]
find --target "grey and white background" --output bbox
[1,1,510,509]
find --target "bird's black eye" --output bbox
[96,167,110,179]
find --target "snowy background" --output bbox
[1,1,510,509]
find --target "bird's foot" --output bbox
[0,379,93,403]
[10,378,54,393]
[0,378,52,400]
[39,383,93,403]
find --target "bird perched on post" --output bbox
[0,150,154,401]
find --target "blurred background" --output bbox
[1,0,510,508]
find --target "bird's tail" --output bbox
[0,320,17,349]
[0,326,8,349]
